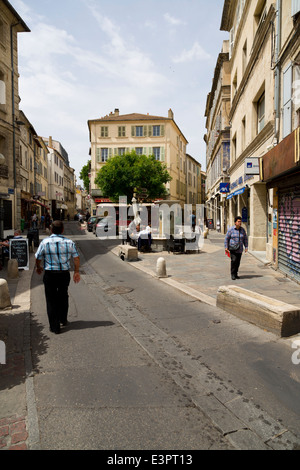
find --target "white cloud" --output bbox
[173,42,211,63]
[164,13,186,26]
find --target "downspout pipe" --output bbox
[10,22,20,229]
[274,0,281,140]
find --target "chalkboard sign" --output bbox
[9,238,29,270]
[207,219,214,229]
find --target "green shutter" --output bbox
[148,126,152,137]
[109,148,112,158]
[161,147,165,162]
[143,148,147,156]
[161,125,165,137]
[96,148,101,163]
[148,147,153,156]
[131,126,135,137]
[143,126,148,137]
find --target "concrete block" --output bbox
[7,258,19,279]
[217,285,300,337]
[0,279,12,310]
[118,245,138,261]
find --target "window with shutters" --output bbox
[0,70,6,107]
[101,148,109,162]
[118,126,126,137]
[283,63,292,139]
[257,92,265,134]
[136,126,143,137]
[153,125,160,136]
[153,147,160,161]
[135,147,143,155]
[101,126,109,138]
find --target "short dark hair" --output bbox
[234,216,242,223]
[51,220,64,234]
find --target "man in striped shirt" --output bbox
[225,216,248,280]
[35,220,80,334]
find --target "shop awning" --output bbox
[29,199,49,208]
[227,186,246,200]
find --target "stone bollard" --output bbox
[156,257,167,278]
[0,279,12,310]
[203,227,209,239]
[7,259,19,280]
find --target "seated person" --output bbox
[128,222,140,246]
[138,224,152,252]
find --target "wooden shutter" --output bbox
[161,147,165,162]
[96,148,101,163]
[283,63,293,138]
[161,125,165,137]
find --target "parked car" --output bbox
[87,216,97,232]
[95,217,133,238]
[93,217,103,235]
[95,216,117,238]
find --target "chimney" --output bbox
[49,136,53,147]
[168,109,174,120]
[114,108,120,116]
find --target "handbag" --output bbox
[229,230,240,252]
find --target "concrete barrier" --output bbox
[0,279,12,310]
[118,245,138,261]
[217,285,300,337]
[7,259,19,279]
[156,257,167,278]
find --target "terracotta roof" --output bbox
[89,113,170,123]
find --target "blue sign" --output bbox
[220,183,230,193]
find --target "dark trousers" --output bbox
[43,271,71,331]
[230,252,242,277]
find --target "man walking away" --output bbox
[224,216,248,280]
[35,220,80,334]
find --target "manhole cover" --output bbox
[104,286,134,295]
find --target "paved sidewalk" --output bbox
[0,253,37,450]
[1,227,300,450]
[122,231,300,310]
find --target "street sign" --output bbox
[220,183,230,193]
[245,158,259,175]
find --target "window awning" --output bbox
[226,186,246,200]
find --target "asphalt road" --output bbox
[29,221,300,451]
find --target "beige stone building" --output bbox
[88,109,202,214]
[212,0,300,281]
[260,1,300,281]
[205,40,231,233]
[0,0,29,236]
[63,162,76,219]
[19,111,49,227]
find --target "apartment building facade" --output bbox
[213,0,300,281]
[88,109,202,214]
[260,0,300,281]
[19,111,49,226]
[205,40,231,233]
[0,0,29,236]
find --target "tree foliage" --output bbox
[94,151,172,203]
[79,160,91,192]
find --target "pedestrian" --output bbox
[35,220,81,334]
[224,216,248,280]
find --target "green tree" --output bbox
[94,151,172,202]
[79,160,91,192]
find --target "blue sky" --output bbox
[10,0,228,183]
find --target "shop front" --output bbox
[261,128,300,281]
